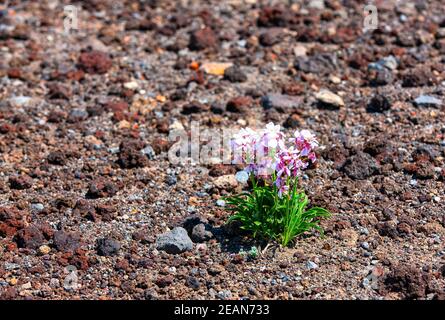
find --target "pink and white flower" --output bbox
[231,123,319,196]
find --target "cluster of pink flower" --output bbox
[231,123,318,196]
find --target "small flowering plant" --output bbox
[225,123,330,247]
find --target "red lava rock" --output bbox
[156,119,169,134]
[105,100,129,112]
[69,248,90,271]
[0,287,17,300]
[372,266,385,278]
[331,27,357,44]
[72,199,95,219]
[257,6,298,28]
[231,254,244,264]
[47,83,72,100]
[73,199,116,222]
[403,160,435,180]
[0,207,26,237]
[10,24,30,40]
[226,96,252,113]
[9,175,33,190]
[208,264,225,276]
[412,146,437,162]
[382,265,431,299]
[125,18,157,31]
[151,137,170,154]
[363,137,389,157]
[376,221,399,239]
[283,113,302,129]
[7,67,22,79]
[0,123,15,134]
[348,52,371,70]
[47,111,66,123]
[53,230,81,252]
[181,101,209,114]
[323,144,349,170]
[209,164,236,177]
[296,25,322,42]
[115,258,130,271]
[39,222,54,240]
[78,50,112,74]
[15,225,45,249]
[94,204,116,222]
[47,151,66,165]
[259,28,284,46]
[112,111,126,122]
[155,275,174,288]
[65,69,85,81]
[401,69,434,87]
[333,219,352,231]
[396,222,412,236]
[86,178,119,199]
[189,27,219,51]
[132,228,152,244]
[282,82,304,96]
[5,242,17,252]
[342,152,380,180]
[0,221,19,238]
[118,139,149,169]
[188,70,206,85]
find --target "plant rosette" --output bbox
[225,122,331,247]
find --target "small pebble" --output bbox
[361,242,370,250]
[414,95,442,107]
[38,245,51,255]
[315,89,345,108]
[31,203,44,212]
[306,261,319,270]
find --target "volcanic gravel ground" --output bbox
[0,0,445,300]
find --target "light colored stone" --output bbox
[8,96,34,108]
[156,227,193,254]
[315,89,345,108]
[21,282,32,290]
[329,75,341,84]
[306,260,319,270]
[201,62,233,76]
[213,175,238,189]
[85,135,102,146]
[293,44,307,57]
[39,245,51,255]
[123,81,139,90]
[118,120,131,129]
[414,95,442,107]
